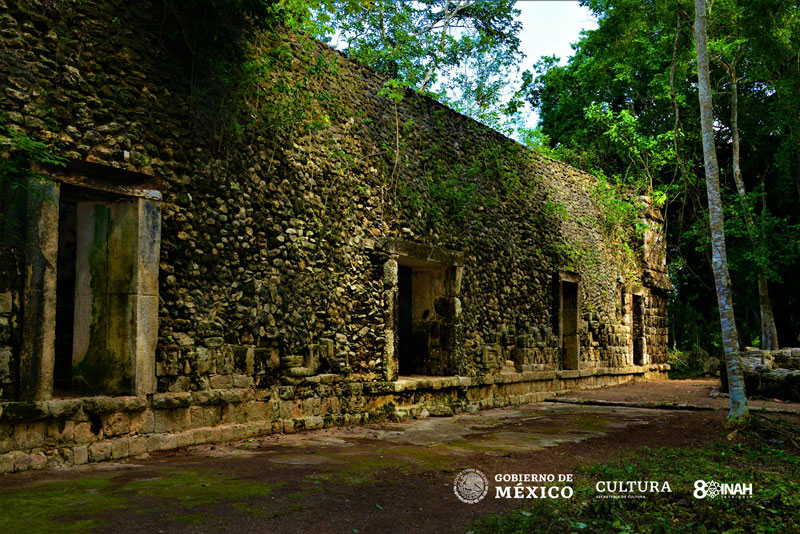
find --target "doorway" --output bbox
[54,197,78,394]
[632,294,645,365]
[395,258,454,376]
[397,264,415,374]
[559,274,580,370]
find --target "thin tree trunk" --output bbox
[693,0,749,424]
[759,174,780,349]
[729,72,780,350]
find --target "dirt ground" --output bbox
[559,377,800,412]
[2,378,797,534]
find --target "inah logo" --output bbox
[453,468,489,504]
[694,479,752,499]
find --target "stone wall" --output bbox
[737,348,800,401]
[0,0,670,472]
[0,367,668,473]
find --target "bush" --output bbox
[668,347,710,379]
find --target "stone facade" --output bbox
[0,0,670,472]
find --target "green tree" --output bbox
[316,0,524,129]
[693,0,748,424]
[708,0,780,349]
[523,0,800,352]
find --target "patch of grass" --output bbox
[124,469,282,506]
[0,469,285,533]
[0,478,118,534]
[468,419,800,533]
[299,444,465,486]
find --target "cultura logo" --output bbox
[693,479,753,499]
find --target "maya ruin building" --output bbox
[0,1,671,472]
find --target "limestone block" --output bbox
[102,413,130,437]
[154,408,190,433]
[71,295,108,391]
[383,259,398,286]
[151,392,191,410]
[190,390,220,406]
[305,344,324,374]
[168,376,191,392]
[232,374,252,388]
[209,374,232,389]
[175,431,194,449]
[129,410,154,434]
[46,420,75,442]
[74,422,96,443]
[73,445,89,465]
[195,347,216,374]
[105,293,158,395]
[89,441,112,462]
[191,428,214,445]
[146,433,177,453]
[46,399,83,419]
[20,178,58,402]
[105,199,160,297]
[129,436,148,456]
[74,203,109,298]
[189,406,205,428]
[13,421,45,450]
[0,425,12,454]
[0,452,13,472]
[110,438,129,459]
[203,406,222,427]
[12,451,32,471]
[20,287,56,401]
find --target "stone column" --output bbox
[20,178,59,401]
[382,258,398,381]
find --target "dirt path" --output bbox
[2,378,796,534]
[561,377,800,412]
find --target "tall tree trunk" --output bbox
[729,72,780,350]
[693,0,749,424]
[758,174,780,349]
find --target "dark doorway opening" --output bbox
[633,294,645,365]
[54,197,78,394]
[397,264,415,374]
[560,280,579,370]
[395,258,456,376]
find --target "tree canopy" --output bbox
[522,0,800,352]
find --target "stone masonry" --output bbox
[0,0,670,472]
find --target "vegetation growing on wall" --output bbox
[0,114,65,235]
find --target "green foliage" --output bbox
[425,174,483,224]
[591,176,647,241]
[0,115,66,232]
[310,0,525,131]
[585,103,675,195]
[398,136,538,228]
[524,0,800,350]
[667,347,709,379]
